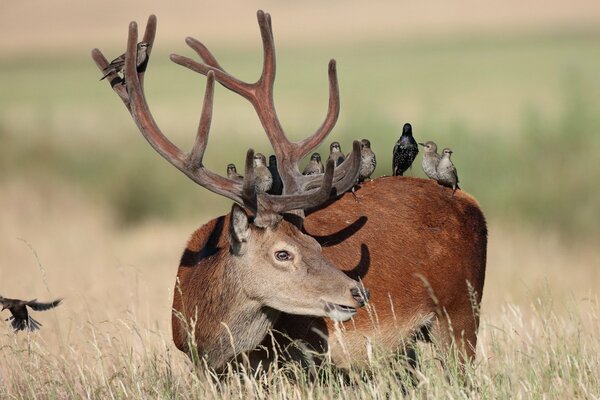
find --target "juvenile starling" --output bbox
[328,142,345,167]
[0,296,62,332]
[392,123,419,176]
[302,153,324,175]
[100,42,150,81]
[419,141,441,180]
[253,153,273,194]
[226,163,243,181]
[436,148,460,194]
[358,139,376,182]
[268,155,283,195]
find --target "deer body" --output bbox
[173,177,487,368]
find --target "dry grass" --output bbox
[0,179,599,398]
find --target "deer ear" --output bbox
[229,203,250,255]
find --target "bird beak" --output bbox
[418,143,425,147]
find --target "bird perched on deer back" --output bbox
[328,142,345,167]
[436,148,460,195]
[253,153,273,194]
[392,123,419,176]
[0,296,62,332]
[303,153,324,175]
[419,141,442,180]
[268,155,283,195]
[100,42,150,81]
[226,163,243,181]
[358,139,376,182]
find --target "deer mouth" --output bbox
[324,302,357,322]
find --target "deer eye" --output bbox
[274,250,293,261]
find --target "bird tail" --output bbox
[8,316,42,332]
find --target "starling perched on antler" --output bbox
[1,296,62,332]
[303,153,324,175]
[358,139,376,182]
[436,148,460,195]
[226,163,243,181]
[419,141,442,180]
[392,123,419,176]
[328,142,345,167]
[100,42,150,81]
[268,155,283,195]
[253,153,273,194]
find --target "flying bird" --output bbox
[392,123,419,176]
[358,139,376,182]
[100,42,150,81]
[253,153,273,194]
[303,153,324,175]
[436,148,460,195]
[1,296,62,332]
[419,141,442,180]
[328,142,345,167]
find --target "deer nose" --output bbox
[351,286,370,307]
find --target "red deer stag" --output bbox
[92,11,487,372]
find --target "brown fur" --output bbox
[172,176,487,368]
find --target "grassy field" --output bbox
[1,9,600,398]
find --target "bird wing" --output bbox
[28,298,62,311]
[392,143,399,173]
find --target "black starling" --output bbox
[100,42,150,81]
[358,139,376,182]
[436,148,460,194]
[226,163,243,181]
[302,153,324,175]
[328,142,345,167]
[419,140,441,180]
[268,155,283,195]
[392,123,419,176]
[253,153,273,193]
[0,296,62,332]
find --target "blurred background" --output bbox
[1,0,599,341]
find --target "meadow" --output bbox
[1,10,600,398]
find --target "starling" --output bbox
[419,141,441,180]
[253,153,273,194]
[0,296,62,332]
[436,148,460,194]
[100,42,150,81]
[268,155,283,195]
[392,123,419,176]
[302,153,324,175]
[328,142,345,167]
[226,163,243,181]
[358,139,376,182]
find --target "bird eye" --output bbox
[275,250,293,261]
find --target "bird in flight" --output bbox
[0,296,62,332]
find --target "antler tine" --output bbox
[292,59,340,161]
[256,10,275,89]
[260,159,336,214]
[299,140,362,192]
[91,48,129,104]
[187,71,215,170]
[242,149,257,212]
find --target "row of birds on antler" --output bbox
[227,123,460,196]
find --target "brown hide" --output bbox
[172,176,487,365]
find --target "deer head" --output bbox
[91,11,367,325]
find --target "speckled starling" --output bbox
[100,42,150,81]
[358,139,376,182]
[328,142,345,167]
[268,155,283,195]
[1,296,62,332]
[303,153,324,175]
[226,163,243,181]
[392,123,419,176]
[436,148,460,194]
[419,141,441,180]
[253,153,273,194]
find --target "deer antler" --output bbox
[91,12,360,221]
